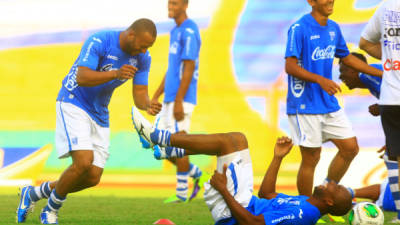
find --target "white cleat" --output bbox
[131,106,154,147]
[40,209,58,224]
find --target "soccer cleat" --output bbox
[16,186,35,223]
[131,106,154,148]
[392,218,400,224]
[153,146,185,159]
[40,209,58,224]
[189,172,211,201]
[163,194,186,204]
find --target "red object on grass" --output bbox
[153,219,175,225]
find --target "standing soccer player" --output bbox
[16,19,161,224]
[149,0,204,203]
[360,0,400,222]
[284,0,383,196]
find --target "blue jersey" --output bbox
[359,64,382,99]
[216,194,320,225]
[164,19,201,105]
[56,30,151,127]
[285,14,350,115]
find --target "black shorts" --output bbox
[380,105,400,160]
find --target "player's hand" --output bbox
[377,145,386,159]
[318,76,341,95]
[146,100,162,116]
[173,100,184,121]
[274,136,293,158]
[115,64,138,80]
[210,164,228,193]
[368,103,380,116]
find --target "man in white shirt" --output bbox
[360,0,400,222]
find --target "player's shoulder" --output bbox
[288,15,308,32]
[182,19,200,34]
[86,30,119,45]
[327,19,341,30]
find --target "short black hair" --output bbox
[128,18,157,38]
[339,52,367,64]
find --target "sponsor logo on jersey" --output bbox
[310,35,320,40]
[290,76,305,98]
[384,40,400,50]
[384,27,400,37]
[311,45,335,61]
[107,55,118,60]
[65,64,78,91]
[383,58,400,71]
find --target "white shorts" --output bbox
[288,109,355,148]
[203,149,253,222]
[155,102,195,133]
[55,101,110,168]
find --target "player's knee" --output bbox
[72,159,93,173]
[86,174,101,187]
[301,153,320,167]
[229,132,248,150]
[339,145,359,160]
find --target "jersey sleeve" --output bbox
[133,52,151,85]
[181,27,199,61]
[361,4,383,43]
[285,23,303,59]
[334,25,350,58]
[77,33,106,70]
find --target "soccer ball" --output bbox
[348,202,384,225]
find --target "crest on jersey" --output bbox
[329,31,335,41]
[129,58,138,67]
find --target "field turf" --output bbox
[0,186,399,224]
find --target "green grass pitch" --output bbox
[1,187,399,225]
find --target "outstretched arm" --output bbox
[359,37,382,60]
[341,53,382,77]
[258,137,293,199]
[211,165,265,225]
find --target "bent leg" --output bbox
[297,146,321,196]
[170,132,248,156]
[328,137,359,183]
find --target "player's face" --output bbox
[339,63,359,89]
[168,0,187,19]
[128,31,155,56]
[309,0,335,17]
[313,180,345,197]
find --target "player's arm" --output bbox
[359,37,382,60]
[258,137,293,200]
[174,60,195,121]
[211,165,265,225]
[340,53,382,77]
[132,84,161,116]
[285,57,341,95]
[76,65,137,87]
[151,73,166,104]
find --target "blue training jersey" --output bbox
[359,64,382,99]
[56,30,151,127]
[164,19,201,105]
[216,194,320,225]
[285,14,350,115]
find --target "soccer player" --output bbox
[131,106,353,225]
[339,52,400,222]
[338,52,382,116]
[360,2,400,223]
[149,0,204,203]
[16,19,161,224]
[285,0,383,196]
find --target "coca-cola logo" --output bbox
[311,45,336,61]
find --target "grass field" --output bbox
[1,185,399,225]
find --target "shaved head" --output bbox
[128,18,157,38]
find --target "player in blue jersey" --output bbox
[131,106,353,225]
[16,19,161,224]
[339,52,382,116]
[340,52,400,222]
[284,0,383,197]
[148,0,204,203]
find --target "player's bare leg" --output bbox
[297,146,321,196]
[327,137,359,183]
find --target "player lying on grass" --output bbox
[131,107,353,225]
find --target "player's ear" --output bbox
[324,197,334,207]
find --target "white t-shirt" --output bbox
[361,0,400,105]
